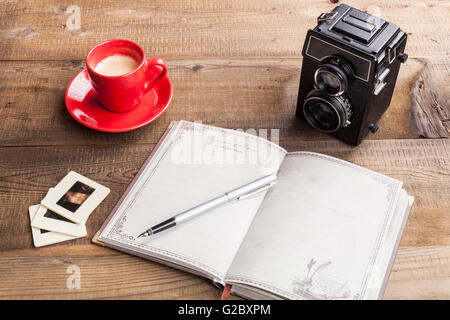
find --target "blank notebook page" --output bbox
[99,121,286,280]
[226,152,403,299]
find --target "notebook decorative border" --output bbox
[290,152,401,299]
[227,152,401,300]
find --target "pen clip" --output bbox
[237,181,277,201]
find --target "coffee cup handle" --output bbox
[144,57,168,93]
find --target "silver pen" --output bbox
[137,174,277,238]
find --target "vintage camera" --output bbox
[296,4,408,145]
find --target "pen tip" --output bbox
[137,229,153,239]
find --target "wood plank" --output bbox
[0,245,223,299]
[411,58,450,138]
[0,0,448,61]
[0,57,435,147]
[0,138,448,253]
[1,244,447,299]
[384,246,450,300]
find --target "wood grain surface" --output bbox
[0,0,449,299]
[0,57,431,147]
[0,0,448,60]
[411,58,450,138]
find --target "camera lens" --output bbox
[315,70,342,93]
[303,89,352,132]
[314,58,353,96]
[308,101,338,129]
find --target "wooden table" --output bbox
[0,0,448,299]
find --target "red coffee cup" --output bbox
[86,39,168,112]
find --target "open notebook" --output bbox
[95,120,413,300]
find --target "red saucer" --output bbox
[65,68,173,132]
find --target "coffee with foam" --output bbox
[94,54,140,76]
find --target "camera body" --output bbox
[296,4,408,145]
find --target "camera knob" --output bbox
[398,53,408,63]
[368,124,379,133]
